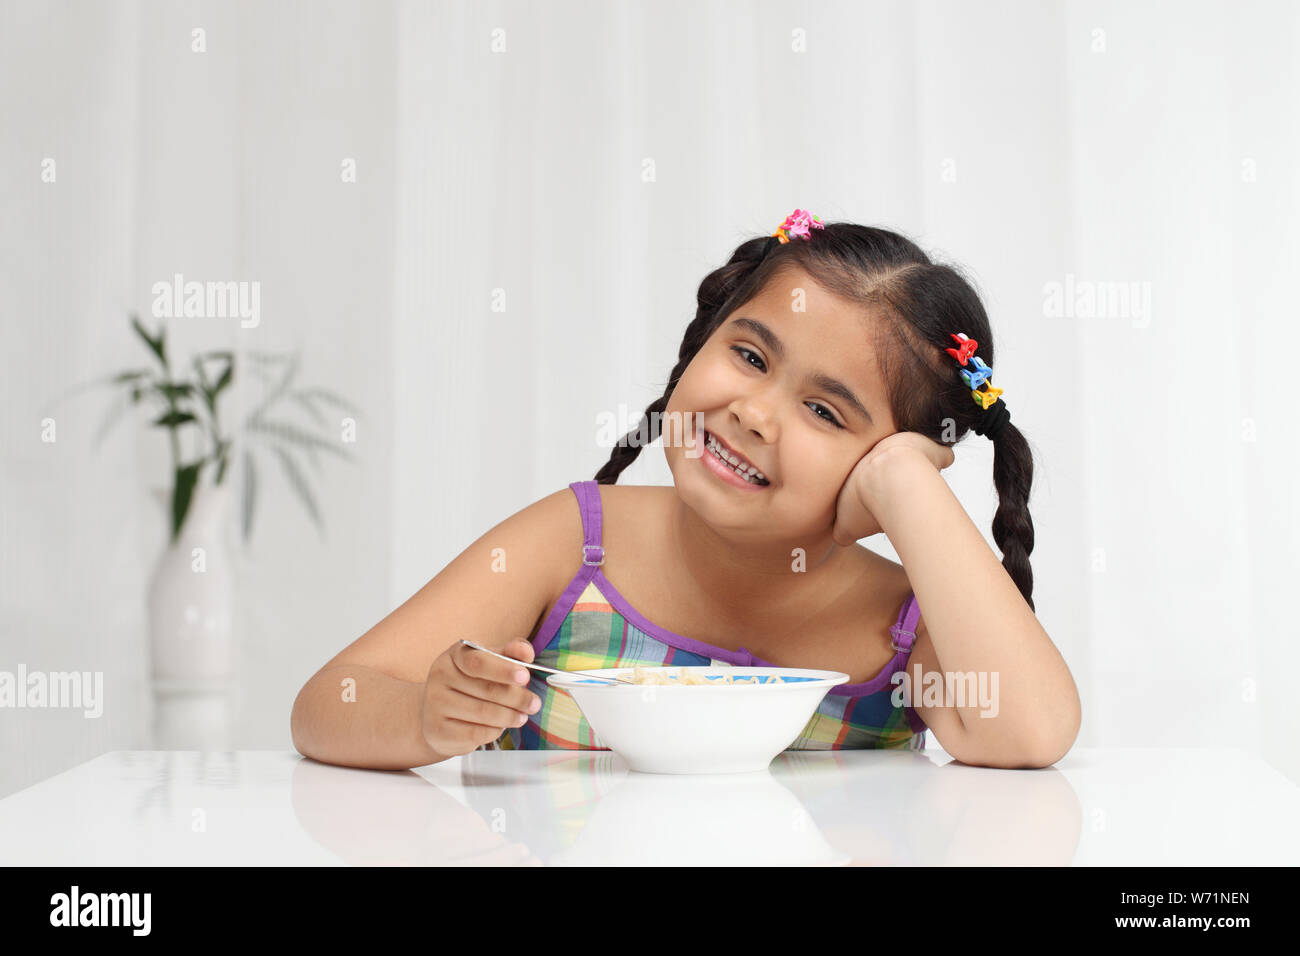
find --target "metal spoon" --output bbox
[458,639,638,685]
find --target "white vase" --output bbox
[147,479,235,686]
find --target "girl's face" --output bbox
[663,265,898,535]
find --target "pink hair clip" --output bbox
[773,209,825,243]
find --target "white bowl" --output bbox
[546,667,850,774]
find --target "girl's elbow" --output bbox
[1026,720,1080,768]
[956,725,1077,769]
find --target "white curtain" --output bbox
[1,0,397,797]
[3,0,1296,798]
[390,0,1300,780]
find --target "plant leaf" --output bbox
[270,352,301,402]
[131,314,166,367]
[246,419,352,459]
[214,440,231,484]
[91,388,132,453]
[111,370,153,384]
[134,386,170,409]
[269,444,323,535]
[192,353,233,395]
[42,372,132,411]
[172,462,203,541]
[245,351,301,422]
[156,383,195,401]
[289,391,328,429]
[192,362,216,416]
[294,386,360,416]
[152,410,197,428]
[241,450,258,544]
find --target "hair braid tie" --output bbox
[972,397,1011,441]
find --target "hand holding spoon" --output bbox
[458,639,638,685]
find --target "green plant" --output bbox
[82,313,358,544]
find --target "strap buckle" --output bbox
[582,544,606,567]
[890,626,914,654]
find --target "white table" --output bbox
[1,748,1297,866]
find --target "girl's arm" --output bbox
[863,446,1082,768]
[292,663,448,770]
[290,487,577,770]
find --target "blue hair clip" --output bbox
[959,355,992,389]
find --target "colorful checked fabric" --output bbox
[488,481,929,753]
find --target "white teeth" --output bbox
[709,435,738,465]
[705,432,767,484]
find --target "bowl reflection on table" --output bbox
[551,764,848,866]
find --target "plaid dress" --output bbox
[490,480,928,752]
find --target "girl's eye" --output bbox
[732,345,765,371]
[729,346,846,430]
[808,402,845,429]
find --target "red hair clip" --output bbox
[945,332,978,365]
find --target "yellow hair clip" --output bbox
[973,384,1003,410]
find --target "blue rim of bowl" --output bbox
[545,667,851,690]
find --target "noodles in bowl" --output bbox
[622,666,776,685]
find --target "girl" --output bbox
[291,210,1081,771]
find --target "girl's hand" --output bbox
[831,432,956,546]
[421,638,542,758]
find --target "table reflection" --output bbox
[289,749,1081,866]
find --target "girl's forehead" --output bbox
[752,267,871,324]
[737,280,877,351]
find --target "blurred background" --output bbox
[2,0,1297,798]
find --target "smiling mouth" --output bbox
[702,430,770,485]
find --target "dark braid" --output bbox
[990,425,1036,611]
[593,222,1038,612]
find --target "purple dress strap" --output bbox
[889,593,921,652]
[570,480,605,567]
